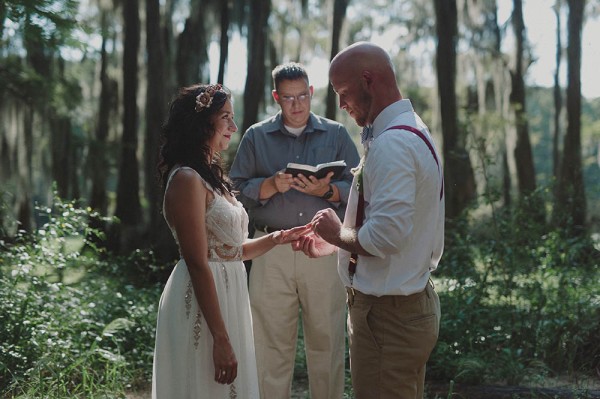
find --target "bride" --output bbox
[153,83,307,398]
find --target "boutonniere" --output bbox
[351,151,368,194]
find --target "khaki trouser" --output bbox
[250,231,346,399]
[347,281,441,399]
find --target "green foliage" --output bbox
[0,193,161,397]
[430,191,600,386]
[2,191,598,396]
[1,0,83,113]
[2,1,78,44]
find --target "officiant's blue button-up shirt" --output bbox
[230,112,360,230]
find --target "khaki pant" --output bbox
[347,282,440,399]
[250,231,346,399]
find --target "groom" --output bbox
[294,42,444,398]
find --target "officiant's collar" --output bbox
[264,112,327,137]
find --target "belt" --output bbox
[346,280,434,307]
[254,224,282,234]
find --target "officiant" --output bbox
[230,62,360,399]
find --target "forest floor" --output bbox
[127,378,310,398]
[426,383,600,399]
[129,377,600,399]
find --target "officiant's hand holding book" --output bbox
[285,160,347,180]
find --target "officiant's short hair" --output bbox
[272,62,309,91]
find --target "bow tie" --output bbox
[361,125,373,144]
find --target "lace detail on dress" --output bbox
[230,384,237,398]
[221,265,229,291]
[185,280,193,318]
[205,194,246,262]
[193,310,203,349]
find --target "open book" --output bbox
[285,160,347,180]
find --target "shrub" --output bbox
[429,192,600,386]
[0,194,162,397]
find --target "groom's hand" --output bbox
[292,232,337,258]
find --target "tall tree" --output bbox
[509,0,538,203]
[552,0,563,181]
[326,0,350,121]
[114,0,142,233]
[175,0,210,87]
[0,1,6,38]
[242,0,271,134]
[555,0,586,231]
[460,0,512,207]
[161,0,178,97]
[145,0,178,261]
[433,0,476,219]
[217,0,232,84]
[145,0,166,231]
[50,59,80,200]
[89,10,116,217]
[490,1,513,208]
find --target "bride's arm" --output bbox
[242,225,311,261]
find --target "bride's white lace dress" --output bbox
[152,167,259,399]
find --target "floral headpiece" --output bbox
[195,84,223,112]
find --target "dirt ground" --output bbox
[127,378,311,399]
[130,377,600,398]
[426,383,600,399]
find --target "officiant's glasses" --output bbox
[279,92,311,104]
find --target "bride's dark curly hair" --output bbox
[158,83,233,197]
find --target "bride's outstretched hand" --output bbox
[270,224,312,245]
[291,231,337,258]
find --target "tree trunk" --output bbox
[242,0,271,134]
[115,0,142,228]
[503,151,512,207]
[86,11,117,250]
[433,0,476,219]
[145,0,178,262]
[552,1,563,182]
[326,0,350,121]
[50,115,72,198]
[493,3,513,208]
[0,2,6,49]
[510,0,546,224]
[175,0,209,87]
[145,0,165,227]
[21,15,53,231]
[555,0,586,232]
[89,12,114,216]
[162,0,178,96]
[217,0,231,84]
[48,59,75,199]
[510,0,537,198]
[17,107,34,232]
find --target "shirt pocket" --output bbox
[311,146,337,165]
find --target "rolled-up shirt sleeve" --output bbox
[357,134,416,258]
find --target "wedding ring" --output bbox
[221,370,226,375]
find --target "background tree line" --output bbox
[1,0,599,256]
